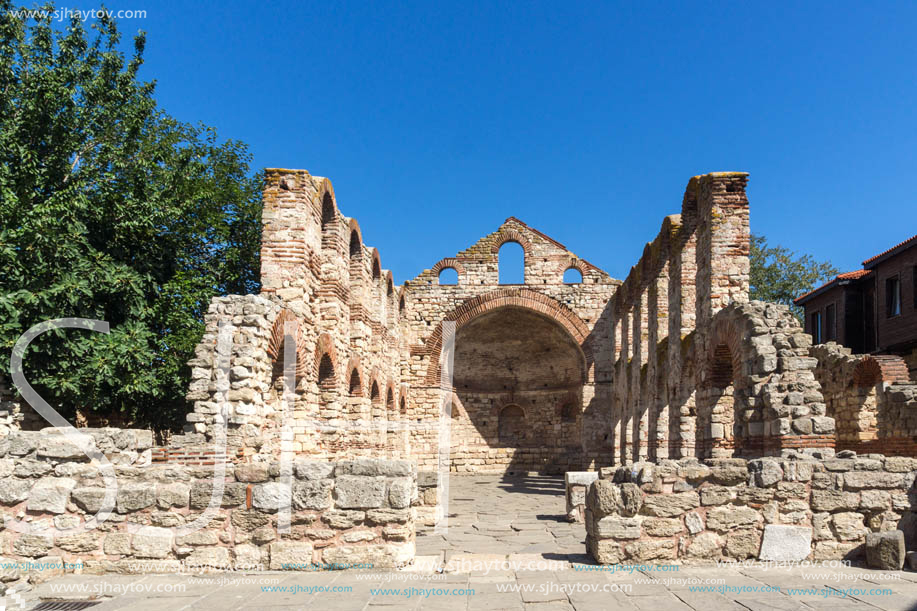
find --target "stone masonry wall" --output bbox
[585,452,917,564]
[811,342,917,456]
[0,431,416,579]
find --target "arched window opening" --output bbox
[710,344,734,388]
[498,405,526,444]
[560,403,577,423]
[498,242,525,285]
[349,230,361,257]
[386,388,395,410]
[318,354,335,389]
[399,295,405,313]
[399,396,406,414]
[370,381,381,403]
[321,193,335,230]
[349,369,362,396]
[372,258,381,280]
[387,278,394,297]
[438,267,458,285]
[563,267,583,284]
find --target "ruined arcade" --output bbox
[2,169,917,574]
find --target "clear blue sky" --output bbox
[55,0,917,283]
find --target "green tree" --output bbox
[749,234,838,321]
[0,2,262,431]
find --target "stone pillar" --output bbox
[648,265,669,460]
[694,173,750,458]
[619,309,632,464]
[260,169,323,313]
[632,289,648,462]
[667,213,697,459]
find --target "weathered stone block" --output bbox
[334,459,412,477]
[334,475,385,509]
[252,482,292,512]
[811,490,860,512]
[321,543,413,568]
[686,532,723,559]
[595,516,642,539]
[28,477,76,514]
[758,525,811,562]
[294,460,335,481]
[625,539,676,562]
[388,478,413,509]
[643,518,683,537]
[0,478,32,505]
[706,506,761,532]
[269,541,314,570]
[641,491,699,518]
[116,483,156,513]
[132,526,173,559]
[186,547,232,568]
[865,531,905,570]
[292,480,333,510]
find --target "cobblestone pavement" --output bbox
[11,475,917,610]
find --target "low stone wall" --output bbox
[811,343,917,456]
[585,453,916,564]
[0,431,416,580]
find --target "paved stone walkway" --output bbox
[10,475,917,610]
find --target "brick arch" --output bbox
[491,229,532,256]
[314,332,338,385]
[369,368,384,403]
[370,248,381,280]
[348,218,363,258]
[422,288,592,385]
[384,270,395,296]
[267,310,309,380]
[431,258,466,276]
[706,318,747,389]
[853,355,910,387]
[561,259,587,283]
[385,381,396,410]
[399,383,409,414]
[316,179,338,230]
[346,355,363,396]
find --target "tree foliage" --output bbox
[0,2,262,430]
[749,234,838,321]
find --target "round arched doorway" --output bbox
[451,306,587,472]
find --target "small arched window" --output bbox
[321,193,335,230]
[563,267,583,284]
[387,388,395,411]
[710,344,734,388]
[399,396,406,414]
[318,354,335,389]
[438,267,458,285]
[349,369,362,396]
[370,381,381,403]
[349,230,361,258]
[498,242,525,284]
[372,258,381,280]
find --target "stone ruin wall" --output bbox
[810,343,917,456]
[401,219,619,473]
[584,454,917,565]
[610,173,835,465]
[0,428,416,577]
